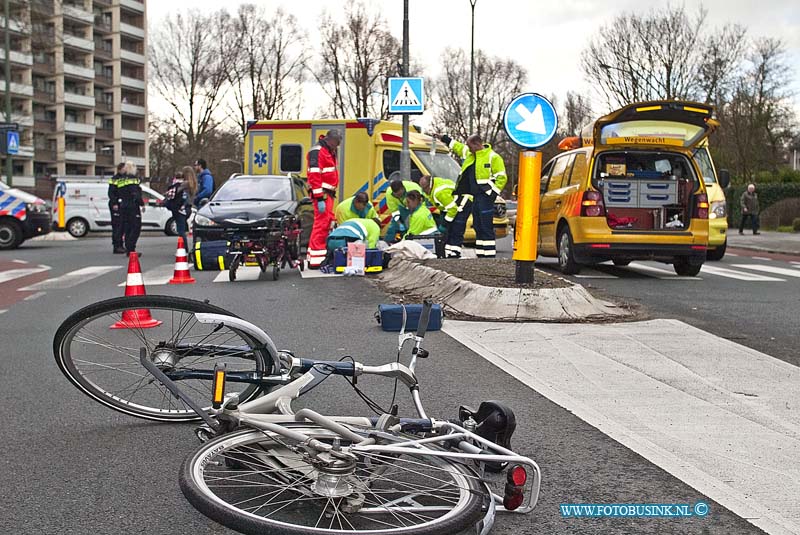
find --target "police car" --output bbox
[0,181,51,249]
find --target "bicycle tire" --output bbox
[54,295,278,422]
[180,425,485,535]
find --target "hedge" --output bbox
[725,183,800,227]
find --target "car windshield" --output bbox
[692,147,717,185]
[212,177,292,202]
[413,151,462,181]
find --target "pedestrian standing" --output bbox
[305,129,341,269]
[739,183,761,235]
[193,159,215,208]
[165,166,198,250]
[108,162,126,254]
[437,133,507,258]
[117,161,144,256]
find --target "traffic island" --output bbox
[377,258,632,322]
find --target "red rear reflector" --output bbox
[691,245,707,250]
[503,491,524,511]
[508,465,527,486]
[588,243,611,249]
[584,206,602,217]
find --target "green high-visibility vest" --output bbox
[448,140,507,196]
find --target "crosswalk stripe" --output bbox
[628,262,701,280]
[214,266,263,282]
[751,256,772,261]
[700,264,784,282]
[118,264,177,287]
[20,266,121,291]
[731,264,800,278]
[0,265,50,284]
[575,270,618,279]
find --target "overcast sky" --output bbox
[146,0,800,125]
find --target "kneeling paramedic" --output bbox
[438,133,506,258]
[386,190,437,243]
[384,180,424,242]
[419,174,457,233]
[335,191,380,225]
[322,218,381,271]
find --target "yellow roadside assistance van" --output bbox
[692,140,730,260]
[539,100,716,276]
[243,118,508,239]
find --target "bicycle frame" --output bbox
[141,306,542,522]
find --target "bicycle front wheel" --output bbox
[54,295,278,422]
[180,426,485,535]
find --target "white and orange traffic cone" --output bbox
[168,237,196,284]
[111,252,163,329]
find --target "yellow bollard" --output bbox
[512,151,541,283]
[57,196,65,230]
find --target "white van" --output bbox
[53,178,178,238]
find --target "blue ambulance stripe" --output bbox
[372,172,384,185]
[357,181,368,194]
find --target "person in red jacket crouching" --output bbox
[305,129,342,268]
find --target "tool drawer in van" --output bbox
[603,180,638,207]
[638,181,678,207]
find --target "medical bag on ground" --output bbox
[333,247,384,273]
[404,233,446,258]
[193,240,230,271]
[375,304,443,332]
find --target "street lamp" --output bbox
[469,0,477,134]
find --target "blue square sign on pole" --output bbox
[6,130,19,155]
[388,77,424,114]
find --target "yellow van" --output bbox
[244,118,508,239]
[537,100,717,276]
[692,141,730,260]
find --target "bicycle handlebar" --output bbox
[415,300,433,338]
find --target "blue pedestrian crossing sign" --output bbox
[503,93,559,149]
[388,77,424,114]
[6,130,19,155]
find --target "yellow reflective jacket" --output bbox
[405,203,437,237]
[448,140,507,196]
[426,177,458,222]
[385,180,423,219]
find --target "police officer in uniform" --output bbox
[115,162,144,256]
[108,163,126,254]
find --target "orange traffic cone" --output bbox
[111,252,163,329]
[168,237,196,284]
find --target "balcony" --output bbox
[120,75,145,90]
[0,80,34,96]
[93,0,112,6]
[63,62,95,80]
[33,118,56,131]
[94,41,112,59]
[64,91,95,107]
[95,99,112,112]
[11,114,34,127]
[65,150,96,163]
[127,156,146,168]
[94,73,113,86]
[65,121,96,135]
[121,128,145,141]
[0,16,27,34]
[64,34,94,52]
[96,153,114,166]
[121,102,145,115]
[120,0,145,12]
[34,90,55,103]
[34,149,57,162]
[63,5,94,24]
[32,59,55,75]
[95,127,113,139]
[119,22,145,39]
[17,145,35,158]
[120,48,145,65]
[94,17,112,33]
[0,49,34,66]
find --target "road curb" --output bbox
[378,258,630,322]
[728,244,800,256]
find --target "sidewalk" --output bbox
[726,230,800,256]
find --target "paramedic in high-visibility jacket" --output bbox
[419,174,458,231]
[437,133,507,258]
[305,129,341,268]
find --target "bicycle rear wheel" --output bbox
[54,295,278,422]
[180,425,485,535]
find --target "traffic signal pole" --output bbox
[400,0,410,181]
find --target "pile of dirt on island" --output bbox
[417,258,571,290]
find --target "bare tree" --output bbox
[562,91,593,136]
[581,6,706,108]
[226,5,308,133]
[697,24,748,106]
[149,10,234,154]
[313,0,401,118]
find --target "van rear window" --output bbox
[600,121,706,147]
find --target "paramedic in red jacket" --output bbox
[306,129,342,268]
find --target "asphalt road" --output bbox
[1,234,764,534]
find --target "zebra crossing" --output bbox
[1,254,799,313]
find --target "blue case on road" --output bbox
[375,304,443,332]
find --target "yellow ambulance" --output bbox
[243,118,508,238]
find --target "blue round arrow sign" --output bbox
[503,93,559,149]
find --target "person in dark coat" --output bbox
[117,161,144,256]
[739,183,760,235]
[108,162,126,254]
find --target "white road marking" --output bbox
[574,271,619,279]
[700,264,784,282]
[751,256,772,261]
[0,309,6,314]
[0,265,50,284]
[11,259,28,264]
[21,266,121,291]
[118,264,178,287]
[23,291,46,301]
[731,264,800,278]
[299,268,338,279]
[444,319,800,535]
[628,262,701,280]
[213,266,264,282]
[725,253,739,257]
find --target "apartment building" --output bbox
[1,0,147,187]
